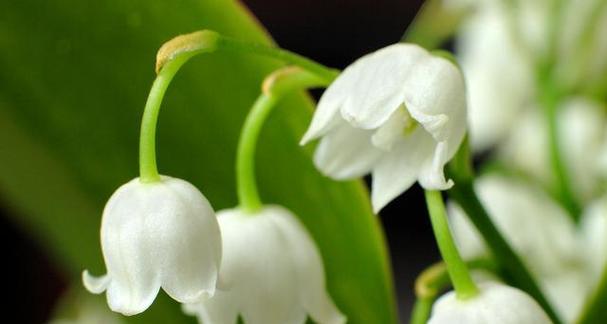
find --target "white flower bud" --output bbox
[428,283,552,324]
[183,205,345,324]
[82,176,221,316]
[301,43,467,212]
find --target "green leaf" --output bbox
[0,1,397,323]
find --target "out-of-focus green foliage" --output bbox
[402,0,466,49]
[0,1,396,323]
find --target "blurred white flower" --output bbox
[183,206,345,324]
[300,43,467,212]
[82,176,221,316]
[499,98,607,203]
[449,175,590,321]
[581,197,607,282]
[428,282,552,324]
[455,3,537,151]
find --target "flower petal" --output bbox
[300,71,352,144]
[313,122,382,180]
[417,141,454,190]
[339,44,428,129]
[371,129,435,212]
[82,270,110,294]
[371,106,411,151]
[402,54,466,145]
[268,206,346,324]
[429,283,552,324]
[182,295,239,324]
[100,179,162,315]
[156,177,221,303]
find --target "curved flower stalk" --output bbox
[83,177,221,315]
[181,66,343,324]
[184,206,345,324]
[499,98,607,203]
[428,282,552,324]
[301,44,467,212]
[449,174,590,321]
[83,30,340,316]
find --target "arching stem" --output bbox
[237,67,329,213]
[138,30,338,183]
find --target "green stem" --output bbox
[539,71,580,220]
[410,259,497,324]
[156,30,339,83]
[236,95,277,212]
[139,30,338,183]
[139,56,189,182]
[577,259,607,324]
[446,142,563,324]
[424,190,478,300]
[448,185,563,324]
[216,35,339,82]
[410,297,434,324]
[237,67,329,213]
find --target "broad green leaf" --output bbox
[0,1,397,323]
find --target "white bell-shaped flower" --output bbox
[82,176,221,316]
[455,3,536,151]
[449,174,590,321]
[183,205,345,324]
[301,44,467,212]
[428,282,552,324]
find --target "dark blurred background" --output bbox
[2,0,439,322]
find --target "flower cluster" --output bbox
[79,0,607,321]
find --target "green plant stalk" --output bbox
[447,180,562,324]
[139,56,190,182]
[538,71,580,220]
[140,30,338,183]
[446,141,562,324]
[156,30,339,83]
[410,259,497,324]
[577,258,607,324]
[424,190,479,300]
[237,67,330,213]
[410,297,434,324]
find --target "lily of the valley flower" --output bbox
[455,2,536,151]
[428,282,552,324]
[83,176,221,316]
[183,205,345,324]
[449,174,590,321]
[300,44,467,212]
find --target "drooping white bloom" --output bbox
[499,98,607,203]
[82,176,221,316]
[300,44,467,212]
[428,282,552,324]
[449,175,590,321]
[455,3,537,151]
[183,205,345,324]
